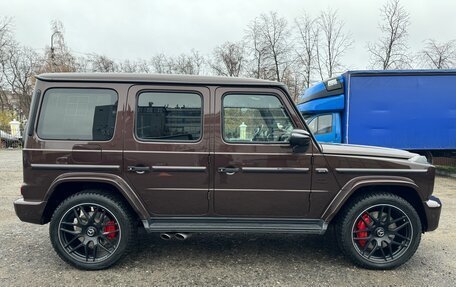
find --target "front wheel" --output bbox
[336,193,422,269]
[49,191,137,270]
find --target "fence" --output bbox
[0,129,23,149]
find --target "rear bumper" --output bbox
[423,195,442,232]
[14,198,47,224]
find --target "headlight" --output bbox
[409,155,429,164]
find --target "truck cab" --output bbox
[297,76,345,143]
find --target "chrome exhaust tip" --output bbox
[174,233,191,241]
[160,233,173,240]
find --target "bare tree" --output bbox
[151,53,173,74]
[0,17,13,111]
[2,44,40,115]
[210,41,245,77]
[420,39,456,69]
[41,20,78,73]
[295,14,318,88]
[168,50,205,75]
[368,0,411,69]
[316,9,352,80]
[245,12,293,81]
[119,59,151,73]
[88,54,118,72]
[245,17,268,79]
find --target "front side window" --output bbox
[223,94,294,143]
[136,92,202,141]
[307,114,333,135]
[37,88,118,141]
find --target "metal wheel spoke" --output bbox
[73,209,82,224]
[354,228,370,233]
[379,243,387,261]
[391,240,408,248]
[60,227,80,235]
[393,232,411,241]
[90,207,99,223]
[392,221,410,232]
[80,207,90,223]
[378,206,384,223]
[359,215,373,229]
[84,244,90,262]
[68,242,84,254]
[386,207,392,225]
[390,216,407,225]
[354,236,370,240]
[365,211,378,224]
[362,239,373,255]
[367,241,378,259]
[98,241,113,254]
[61,221,78,226]
[93,244,98,262]
[63,235,82,248]
[387,242,394,260]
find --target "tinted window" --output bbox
[223,94,294,143]
[136,92,202,141]
[307,114,333,135]
[37,89,118,141]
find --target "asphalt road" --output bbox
[0,149,455,286]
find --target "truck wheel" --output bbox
[336,193,421,269]
[49,191,137,270]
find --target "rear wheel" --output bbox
[336,193,422,269]
[49,191,137,270]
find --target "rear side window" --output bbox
[37,88,118,141]
[136,92,202,141]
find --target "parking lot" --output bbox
[0,149,455,286]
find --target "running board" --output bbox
[142,217,328,234]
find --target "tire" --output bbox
[49,190,137,270]
[336,193,422,269]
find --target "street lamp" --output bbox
[50,31,61,72]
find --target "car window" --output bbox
[136,92,202,141]
[306,114,333,135]
[222,94,294,143]
[37,88,118,141]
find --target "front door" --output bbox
[213,87,313,217]
[124,85,211,216]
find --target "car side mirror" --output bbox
[289,129,311,152]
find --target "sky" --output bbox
[1,0,456,70]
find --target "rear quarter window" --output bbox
[36,88,118,141]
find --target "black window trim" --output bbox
[221,92,296,145]
[134,89,204,143]
[35,87,119,142]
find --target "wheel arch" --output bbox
[41,173,149,224]
[323,177,428,231]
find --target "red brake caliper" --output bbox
[356,213,371,248]
[104,220,117,239]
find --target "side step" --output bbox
[142,217,328,235]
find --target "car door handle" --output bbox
[315,168,329,174]
[218,167,241,175]
[127,166,151,174]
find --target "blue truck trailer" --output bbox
[297,70,456,160]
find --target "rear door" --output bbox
[124,85,211,216]
[213,87,313,217]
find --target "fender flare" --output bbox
[44,172,150,220]
[321,175,421,222]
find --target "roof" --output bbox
[346,69,456,77]
[36,72,283,86]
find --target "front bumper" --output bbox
[14,198,47,224]
[423,195,442,232]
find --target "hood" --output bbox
[320,143,417,160]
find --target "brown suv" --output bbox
[14,73,441,270]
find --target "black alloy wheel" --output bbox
[336,193,422,269]
[50,191,136,270]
